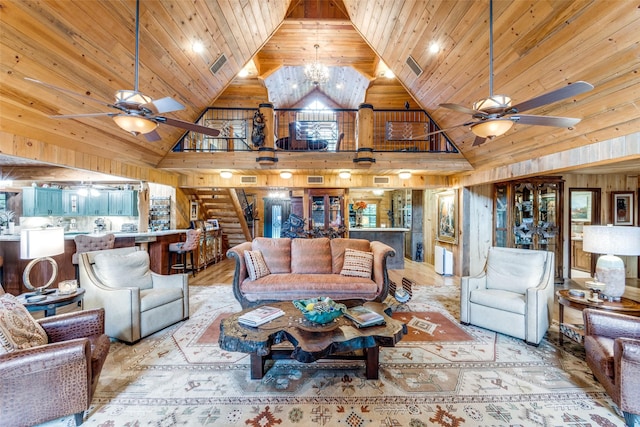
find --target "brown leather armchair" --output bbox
[583,308,640,426]
[0,309,110,427]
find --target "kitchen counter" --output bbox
[0,229,189,295]
[349,228,410,269]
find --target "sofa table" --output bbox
[17,288,85,317]
[219,301,407,379]
[556,289,640,345]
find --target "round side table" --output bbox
[18,288,85,317]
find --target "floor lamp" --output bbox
[20,227,65,298]
[582,225,640,301]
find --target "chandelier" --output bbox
[304,44,330,86]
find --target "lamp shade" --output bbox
[20,227,65,259]
[582,225,640,256]
[471,119,514,138]
[113,114,158,135]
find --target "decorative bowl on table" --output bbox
[293,297,346,324]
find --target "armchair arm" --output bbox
[614,338,640,414]
[0,339,91,426]
[38,308,105,343]
[460,273,486,323]
[370,241,395,302]
[151,271,189,317]
[227,242,252,306]
[584,309,640,340]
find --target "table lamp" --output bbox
[582,225,640,301]
[20,227,65,295]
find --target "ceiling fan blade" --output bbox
[472,136,487,146]
[440,103,486,117]
[512,114,581,127]
[145,97,185,114]
[25,77,113,109]
[144,129,162,142]
[154,116,221,137]
[51,112,116,118]
[413,121,477,139]
[510,81,594,113]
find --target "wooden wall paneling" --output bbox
[460,184,494,277]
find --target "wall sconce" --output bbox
[280,171,292,179]
[220,171,233,179]
[398,171,412,180]
[339,171,351,179]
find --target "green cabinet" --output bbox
[62,190,82,216]
[108,190,138,216]
[82,191,110,216]
[22,187,63,216]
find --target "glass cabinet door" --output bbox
[494,184,508,247]
[536,182,559,253]
[513,183,535,248]
[311,196,326,228]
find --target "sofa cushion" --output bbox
[244,250,271,280]
[486,247,547,294]
[93,250,153,290]
[0,293,48,354]
[340,248,373,278]
[140,288,184,312]
[470,288,526,315]
[291,238,332,274]
[330,238,371,273]
[252,237,291,273]
[584,335,615,379]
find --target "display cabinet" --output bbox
[149,196,171,231]
[494,177,564,282]
[308,189,345,233]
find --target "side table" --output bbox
[556,289,640,345]
[17,288,85,317]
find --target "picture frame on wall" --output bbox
[570,191,592,222]
[436,190,457,244]
[611,191,634,226]
[190,201,199,221]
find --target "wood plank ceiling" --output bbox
[0,0,638,186]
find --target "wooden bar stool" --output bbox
[168,229,201,276]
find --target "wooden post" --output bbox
[354,103,375,165]
[256,103,277,165]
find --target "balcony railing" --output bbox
[173,107,458,153]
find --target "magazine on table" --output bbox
[238,306,285,327]
[344,305,386,328]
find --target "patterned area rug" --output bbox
[39,283,627,427]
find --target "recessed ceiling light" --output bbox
[280,171,292,179]
[339,171,351,179]
[429,42,440,54]
[192,40,205,53]
[220,171,233,179]
[384,69,395,78]
[398,171,412,180]
[237,68,249,77]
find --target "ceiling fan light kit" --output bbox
[472,95,511,114]
[113,114,158,135]
[471,118,514,139]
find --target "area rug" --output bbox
[39,283,627,427]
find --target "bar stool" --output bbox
[73,234,115,280]
[168,229,201,276]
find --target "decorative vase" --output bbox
[355,210,363,227]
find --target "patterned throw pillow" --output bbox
[340,248,374,278]
[0,293,48,354]
[244,250,271,281]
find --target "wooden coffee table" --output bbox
[219,301,407,379]
[556,289,640,345]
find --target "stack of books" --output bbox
[344,306,386,328]
[238,306,285,327]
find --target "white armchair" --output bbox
[78,247,189,343]
[460,247,554,345]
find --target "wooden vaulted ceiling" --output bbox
[0,0,638,187]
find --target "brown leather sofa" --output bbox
[0,309,110,426]
[583,308,640,426]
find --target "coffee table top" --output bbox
[219,301,407,363]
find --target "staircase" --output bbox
[185,188,252,250]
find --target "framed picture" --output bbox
[208,219,220,230]
[190,201,199,221]
[436,190,457,244]
[611,191,634,226]
[570,191,592,222]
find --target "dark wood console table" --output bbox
[219,301,407,379]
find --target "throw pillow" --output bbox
[94,250,153,290]
[0,293,48,354]
[340,248,374,278]
[244,250,271,281]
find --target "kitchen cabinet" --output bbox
[81,192,109,216]
[108,190,138,216]
[571,239,591,271]
[22,187,63,216]
[494,177,564,282]
[308,189,345,234]
[62,190,81,216]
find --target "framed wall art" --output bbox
[570,191,592,222]
[611,191,634,226]
[190,201,199,221]
[436,190,457,244]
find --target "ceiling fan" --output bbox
[25,0,219,142]
[428,0,593,146]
